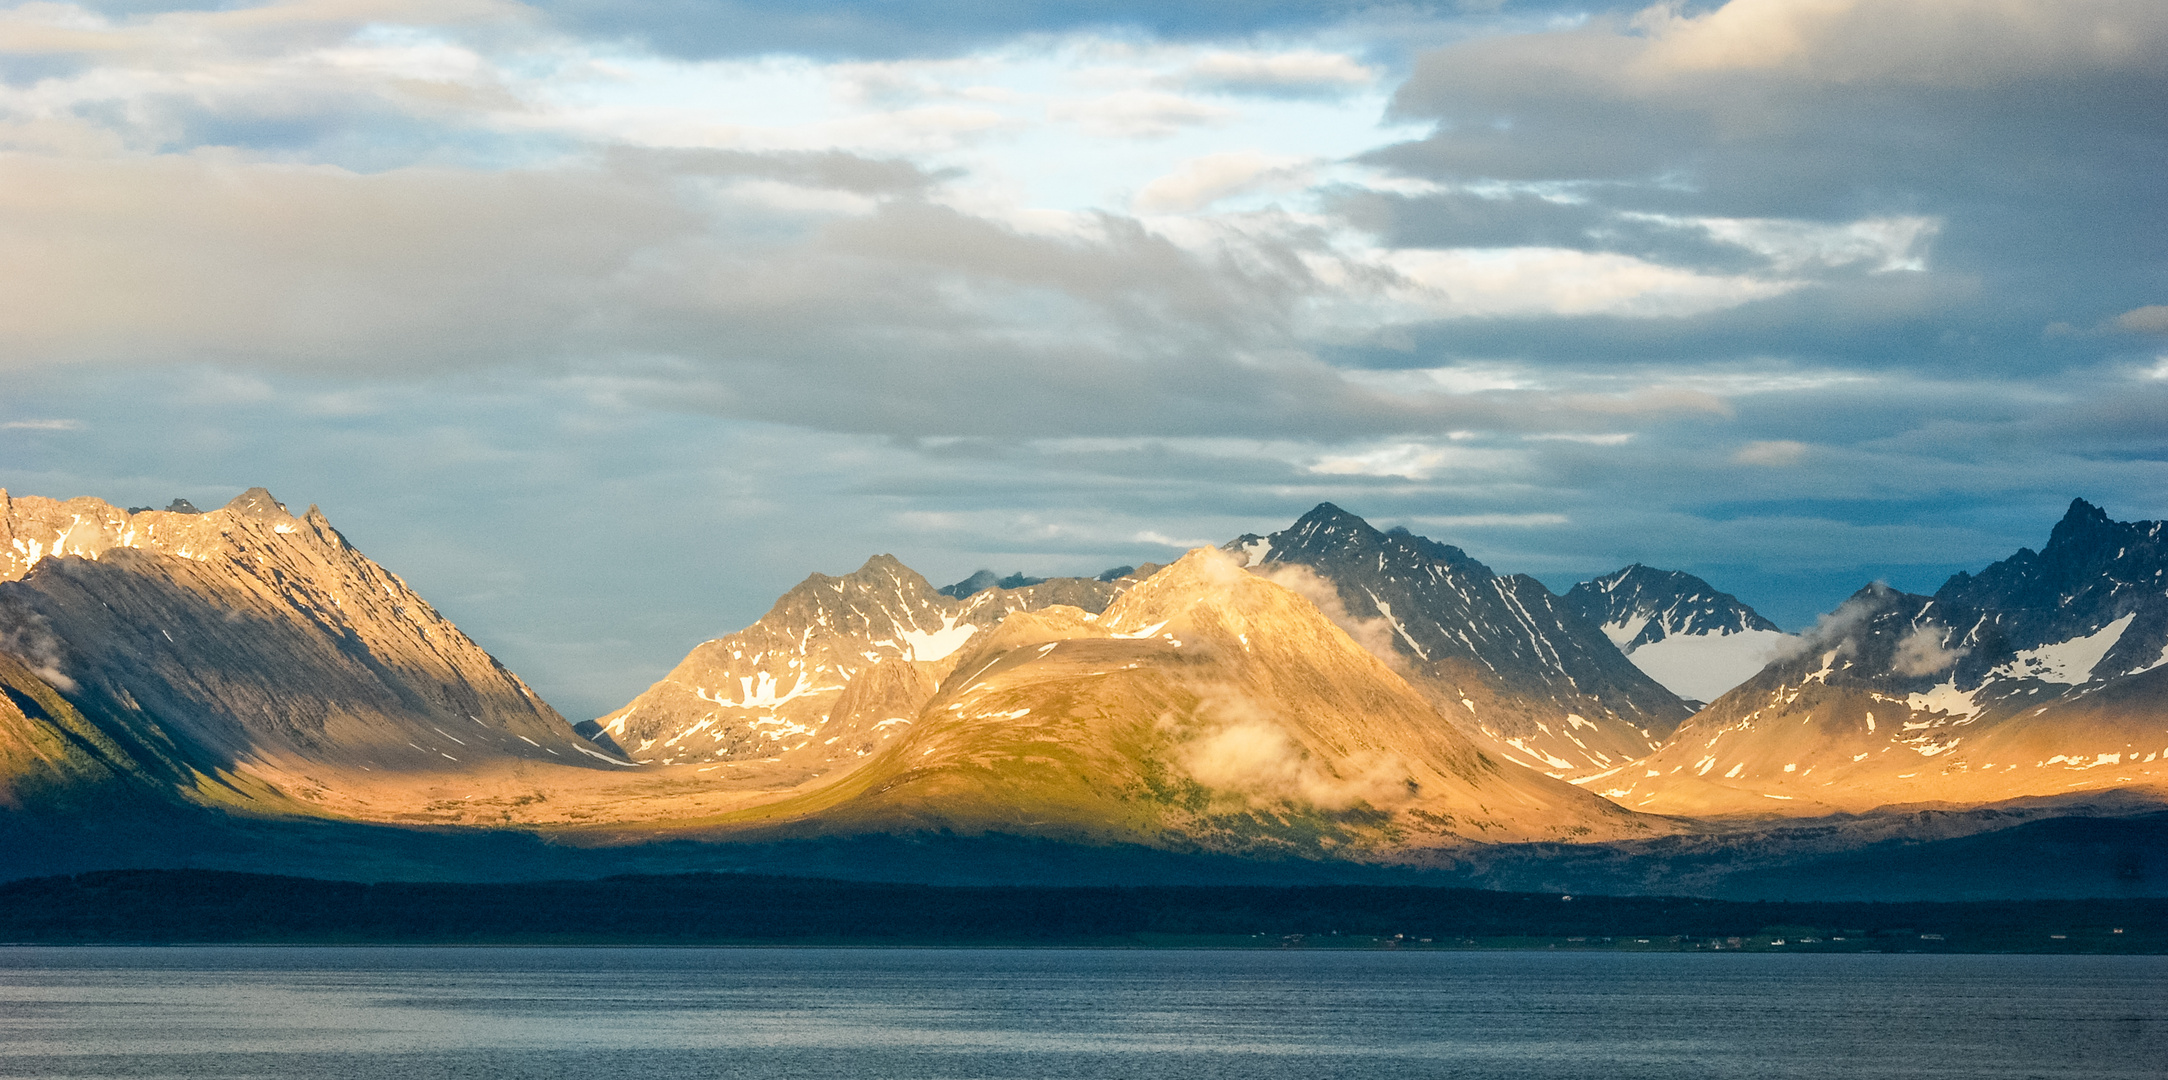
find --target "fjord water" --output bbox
[1,948,2162,1079]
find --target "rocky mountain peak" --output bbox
[1290,500,1365,532]
[594,551,1135,767]
[1224,504,1689,778]
[1560,563,1791,703]
[1232,503,1484,577]
[2049,497,2113,547]
[1565,564,1782,650]
[0,481,616,820]
[1606,500,2168,815]
[938,570,1002,599]
[222,488,291,521]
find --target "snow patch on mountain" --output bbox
[1564,564,1792,703]
[1620,628,1795,704]
[896,617,979,662]
[1994,614,2134,684]
[1906,680,1981,721]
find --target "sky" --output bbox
[0,0,2163,720]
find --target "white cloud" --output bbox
[1733,439,1810,466]
[1134,529,1212,548]
[1180,49,1376,94]
[1309,440,1525,480]
[1524,432,1632,444]
[1892,622,1967,676]
[1631,0,2168,87]
[1627,212,1941,273]
[2115,305,2168,333]
[1379,246,1798,319]
[1132,150,1312,213]
[1047,89,1233,138]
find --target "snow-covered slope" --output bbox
[1616,630,1796,705]
[1597,500,2168,814]
[1562,565,1794,703]
[1223,505,1692,780]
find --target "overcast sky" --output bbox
[2,0,2163,719]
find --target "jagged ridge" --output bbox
[0,487,625,817]
[1224,504,1691,779]
[1563,564,1794,704]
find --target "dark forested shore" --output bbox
[0,869,2160,952]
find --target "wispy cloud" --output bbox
[0,0,2157,717]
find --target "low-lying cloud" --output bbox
[0,601,77,693]
[1892,623,1969,676]
[1170,689,1412,811]
[1250,561,1407,672]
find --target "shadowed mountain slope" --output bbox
[0,487,628,817]
[1224,505,1692,780]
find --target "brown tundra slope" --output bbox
[605,548,1665,856]
[588,556,1138,770]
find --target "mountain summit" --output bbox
[1600,500,2168,814]
[692,547,1654,851]
[1562,564,1793,704]
[1224,505,1691,779]
[591,556,1137,775]
[0,487,624,820]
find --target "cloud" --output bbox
[1366,0,2168,382]
[0,599,76,692]
[1133,529,1212,549]
[1132,151,1313,214]
[1524,433,1629,444]
[1776,588,1885,661]
[0,419,83,431]
[1048,90,1232,139]
[1,0,2162,724]
[1379,246,1798,319]
[1630,0,2168,86]
[1178,49,1375,97]
[1251,562,1405,672]
[520,0,1407,62]
[1891,622,1967,676]
[2115,305,2168,333]
[1169,688,1413,810]
[1308,440,1513,480]
[0,141,1796,444]
[1733,439,1808,466]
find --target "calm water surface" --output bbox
[1,947,2162,1079]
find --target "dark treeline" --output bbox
[0,870,2161,951]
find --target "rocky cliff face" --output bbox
[1223,505,1691,780]
[1601,501,2168,814]
[688,548,1657,852]
[0,487,623,814]
[1563,564,1794,704]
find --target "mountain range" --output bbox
[2,485,2163,897]
[1597,500,2168,816]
